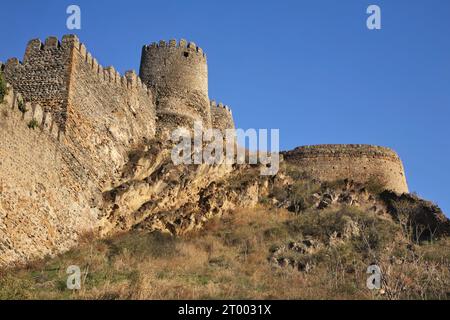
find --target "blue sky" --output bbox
[0,0,449,215]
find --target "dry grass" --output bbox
[0,207,448,300]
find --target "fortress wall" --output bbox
[282,145,409,194]
[64,37,156,189]
[3,35,157,190]
[2,37,72,127]
[0,84,100,267]
[139,40,211,135]
[210,100,235,133]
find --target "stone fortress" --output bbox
[1,35,235,187]
[0,35,407,266]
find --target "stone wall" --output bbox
[64,36,156,190]
[210,100,235,133]
[2,37,72,127]
[0,35,157,266]
[0,84,99,267]
[3,35,157,190]
[139,40,211,136]
[282,144,408,194]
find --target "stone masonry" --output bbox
[282,145,409,194]
[0,35,409,267]
[139,40,214,136]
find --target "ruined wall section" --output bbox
[65,36,156,189]
[0,83,99,267]
[2,37,72,127]
[139,40,211,136]
[282,145,409,194]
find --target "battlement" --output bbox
[2,35,157,190]
[210,100,232,114]
[1,83,63,140]
[140,37,210,134]
[72,37,151,95]
[23,35,75,59]
[8,35,152,95]
[143,39,207,60]
[2,35,153,130]
[139,38,208,95]
[283,144,408,194]
[3,36,75,126]
[286,144,401,162]
[210,100,235,133]
[2,34,237,154]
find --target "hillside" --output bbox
[1,162,449,300]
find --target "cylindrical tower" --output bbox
[282,144,409,194]
[139,39,211,136]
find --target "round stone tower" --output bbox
[282,144,409,194]
[139,39,211,136]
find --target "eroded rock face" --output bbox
[101,142,262,236]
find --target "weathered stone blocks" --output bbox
[282,144,409,194]
[139,39,212,135]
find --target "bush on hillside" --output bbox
[0,71,7,104]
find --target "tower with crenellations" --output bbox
[139,39,219,136]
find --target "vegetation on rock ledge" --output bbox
[0,71,7,104]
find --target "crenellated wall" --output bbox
[0,83,100,267]
[210,100,235,134]
[2,37,73,127]
[282,145,409,194]
[140,39,207,95]
[139,39,211,136]
[0,35,159,266]
[64,35,156,189]
[2,35,157,190]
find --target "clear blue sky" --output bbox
[1,0,449,215]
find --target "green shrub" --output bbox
[18,99,27,114]
[0,71,7,104]
[27,118,39,129]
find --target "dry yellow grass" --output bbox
[0,207,449,300]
